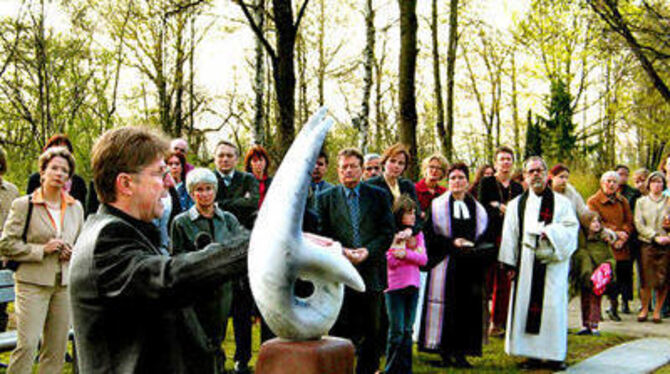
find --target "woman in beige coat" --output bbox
[0,146,84,374]
[634,171,670,323]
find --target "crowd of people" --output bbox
[0,129,668,374]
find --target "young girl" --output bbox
[384,194,427,374]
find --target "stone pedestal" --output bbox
[255,336,355,374]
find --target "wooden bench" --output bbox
[0,269,78,372]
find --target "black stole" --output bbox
[515,188,554,335]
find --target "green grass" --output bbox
[0,321,633,373]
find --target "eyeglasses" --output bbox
[365,166,380,171]
[527,168,545,175]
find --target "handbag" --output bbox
[591,262,612,296]
[5,195,33,272]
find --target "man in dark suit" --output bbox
[212,140,259,374]
[307,150,333,212]
[316,148,394,374]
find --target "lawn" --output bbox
[0,322,633,373]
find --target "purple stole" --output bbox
[422,192,487,349]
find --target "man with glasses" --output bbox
[498,156,579,371]
[69,126,248,373]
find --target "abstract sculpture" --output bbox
[248,107,366,341]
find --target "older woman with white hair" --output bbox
[587,170,634,322]
[170,167,249,373]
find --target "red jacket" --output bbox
[415,178,447,212]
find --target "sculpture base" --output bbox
[255,336,355,374]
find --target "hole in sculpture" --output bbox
[294,278,314,298]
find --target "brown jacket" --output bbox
[0,189,84,286]
[587,189,634,261]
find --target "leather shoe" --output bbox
[452,354,472,368]
[653,317,663,324]
[489,326,505,338]
[607,308,622,322]
[546,360,568,370]
[576,328,592,335]
[637,314,648,322]
[518,358,541,369]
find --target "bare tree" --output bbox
[351,0,375,153]
[397,0,418,179]
[237,0,311,157]
[588,0,670,105]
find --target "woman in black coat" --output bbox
[367,143,421,232]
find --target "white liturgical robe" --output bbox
[498,189,579,361]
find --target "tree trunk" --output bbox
[272,0,298,156]
[253,0,265,144]
[510,51,521,159]
[444,0,459,161]
[353,0,374,153]
[431,0,445,156]
[397,0,418,179]
[173,12,186,137]
[317,0,325,107]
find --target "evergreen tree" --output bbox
[524,110,542,159]
[544,79,576,162]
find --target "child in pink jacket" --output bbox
[384,194,427,374]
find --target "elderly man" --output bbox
[171,138,195,174]
[362,153,382,181]
[317,148,394,374]
[69,127,248,373]
[498,156,579,371]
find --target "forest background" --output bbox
[0,0,668,198]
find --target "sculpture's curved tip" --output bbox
[298,237,366,293]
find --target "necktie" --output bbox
[223,174,232,187]
[347,190,360,247]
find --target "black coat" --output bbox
[214,170,259,230]
[476,175,524,241]
[316,182,395,292]
[69,204,248,374]
[366,175,422,233]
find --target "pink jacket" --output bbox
[385,232,428,292]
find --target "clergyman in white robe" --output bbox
[498,188,579,361]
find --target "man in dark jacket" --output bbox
[212,140,259,374]
[317,148,394,374]
[69,127,248,374]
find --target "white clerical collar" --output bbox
[453,200,470,219]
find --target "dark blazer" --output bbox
[214,170,260,230]
[69,204,248,374]
[86,181,99,216]
[366,175,422,232]
[27,172,87,209]
[316,182,394,292]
